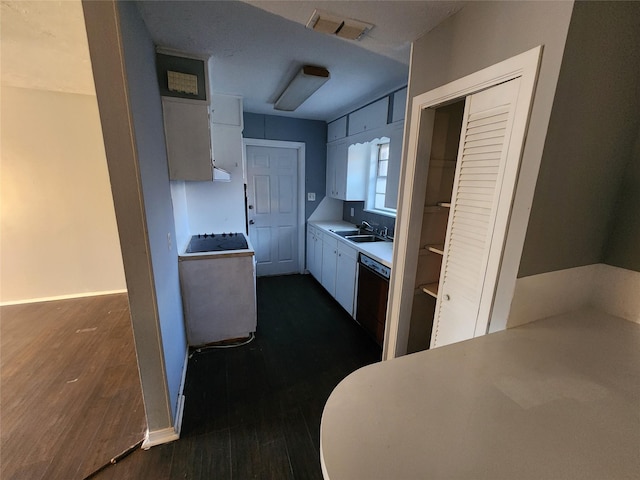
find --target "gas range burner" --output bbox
[186,232,247,253]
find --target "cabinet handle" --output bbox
[444,294,450,301]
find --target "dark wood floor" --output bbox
[94,274,382,479]
[0,293,145,479]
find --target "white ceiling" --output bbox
[1,0,465,122]
[138,0,464,121]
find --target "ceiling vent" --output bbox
[306,9,373,41]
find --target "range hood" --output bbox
[213,165,231,182]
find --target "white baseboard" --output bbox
[142,425,180,450]
[0,289,127,306]
[508,264,640,328]
[141,350,189,450]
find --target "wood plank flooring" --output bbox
[93,274,382,479]
[0,293,145,479]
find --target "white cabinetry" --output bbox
[391,88,408,123]
[335,242,358,316]
[210,94,243,178]
[308,223,360,318]
[162,97,213,181]
[327,116,347,141]
[307,225,322,280]
[326,140,367,201]
[321,233,338,296]
[348,97,389,136]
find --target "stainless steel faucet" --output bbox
[361,221,373,231]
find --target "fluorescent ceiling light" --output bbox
[274,65,330,111]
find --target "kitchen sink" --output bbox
[332,229,361,237]
[345,234,387,243]
[331,228,392,244]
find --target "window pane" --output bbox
[379,143,389,160]
[378,159,388,177]
[376,177,386,194]
[375,193,386,209]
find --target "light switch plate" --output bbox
[307,192,316,201]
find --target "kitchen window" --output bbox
[365,138,396,217]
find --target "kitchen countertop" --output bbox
[309,221,394,268]
[320,309,640,479]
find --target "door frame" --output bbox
[384,46,543,360]
[243,138,306,275]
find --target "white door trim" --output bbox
[243,138,306,274]
[384,46,543,360]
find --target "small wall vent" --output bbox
[306,9,373,41]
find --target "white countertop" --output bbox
[320,309,640,479]
[309,221,394,268]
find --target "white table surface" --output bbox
[320,309,640,479]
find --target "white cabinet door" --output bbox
[432,78,521,348]
[335,242,358,317]
[326,141,339,197]
[327,116,347,141]
[210,93,243,127]
[321,234,338,296]
[211,124,242,173]
[326,140,366,201]
[307,226,322,280]
[348,97,389,136]
[162,98,212,181]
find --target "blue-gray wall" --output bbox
[342,201,396,237]
[243,113,326,220]
[117,1,187,425]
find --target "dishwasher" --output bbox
[356,254,391,347]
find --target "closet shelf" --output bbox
[427,244,445,255]
[420,283,439,299]
[437,202,451,208]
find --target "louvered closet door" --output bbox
[431,79,521,348]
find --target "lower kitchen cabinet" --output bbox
[307,225,322,281]
[321,234,338,297]
[307,224,360,318]
[335,242,357,317]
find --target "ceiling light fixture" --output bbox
[274,65,330,111]
[306,9,374,41]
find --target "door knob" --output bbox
[248,205,254,209]
[249,220,255,225]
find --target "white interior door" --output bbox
[431,78,521,348]
[246,145,299,277]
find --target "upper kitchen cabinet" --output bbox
[211,93,243,128]
[326,141,367,201]
[391,88,408,123]
[327,116,347,142]
[210,94,244,178]
[162,97,213,181]
[348,97,389,136]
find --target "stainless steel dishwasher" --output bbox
[356,254,390,346]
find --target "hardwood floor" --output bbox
[93,274,382,479]
[0,293,145,479]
